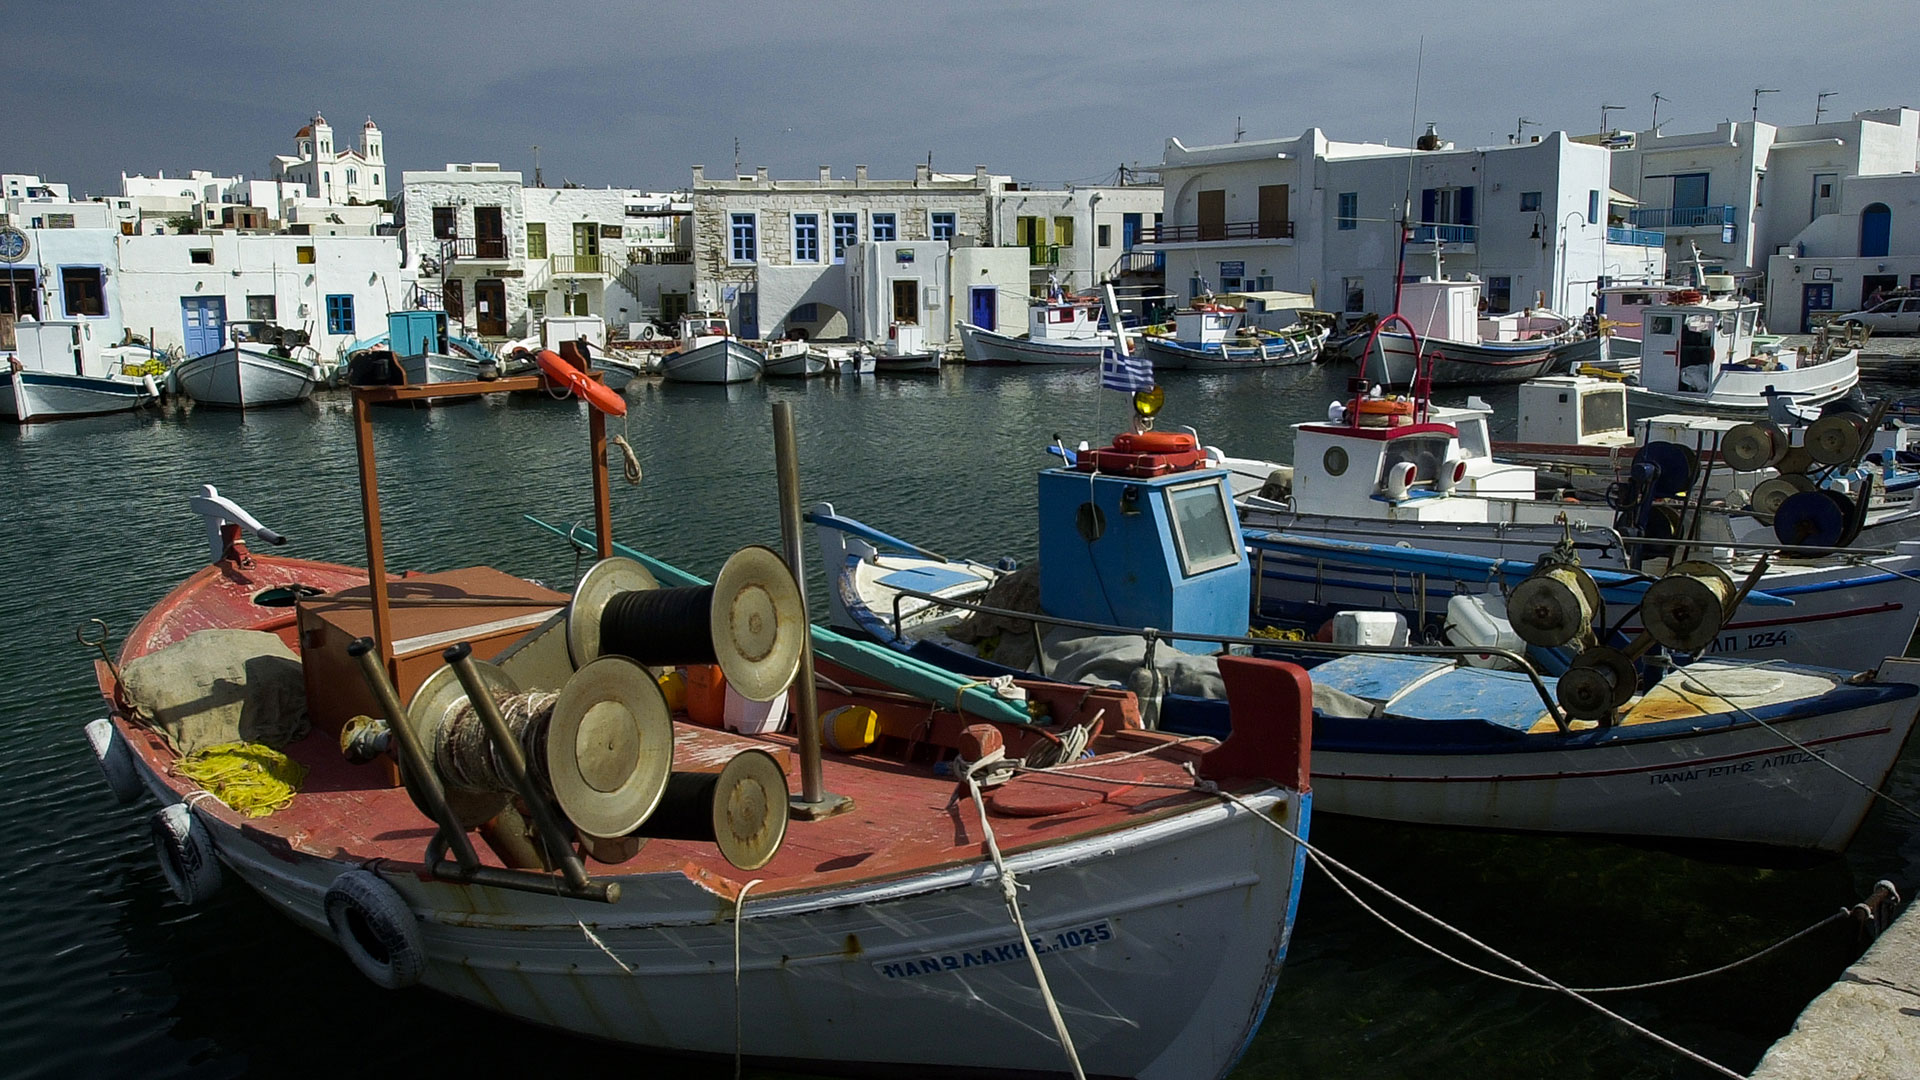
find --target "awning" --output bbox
[1606,188,1639,206]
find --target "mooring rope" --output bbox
[732,878,763,1080]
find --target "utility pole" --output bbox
[1600,104,1624,134]
[1233,117,1245,143]
[1815,90,1837,123]
[733,137,741,178]
[1652,92,1670,134]
[1752,87,1779,123]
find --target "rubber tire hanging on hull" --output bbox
[150,803,222,904]
[84,718,143,804]
[324,869,426,989]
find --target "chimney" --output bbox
[691,165,705,183]
[974,164,987,182]
[755,167,769,183]
[915,163,931,184]
[819,165,832,182]
[855,164,868,185]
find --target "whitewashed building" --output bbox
[0,224,124,354]
[988,183,1163,296]
[272,113,388,205]
[1149,128,1648,318]
[1765,170,1920,331]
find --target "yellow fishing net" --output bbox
[175,742,308,817]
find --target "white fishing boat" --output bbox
[1625,277,1857,420]
[1367,274,1568,386]
[80,380,1314,1080]
[2,317,158,422]
[870,321,941,373]
[659,313,764,384]
[762,338,827,378]
[1142,293,1327,371]
[959,292,1110,366]
[171,322,320,408]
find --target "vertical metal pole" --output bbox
[772,402,826,805]
[589,403,613,558]
[352,391,396,680]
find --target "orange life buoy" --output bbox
[535,349,627,416]
[1112,430,1198,454]
[1354,397,1414,416]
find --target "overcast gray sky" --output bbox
[4,0,1915,197]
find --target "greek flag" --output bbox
[1100,346,1154,392]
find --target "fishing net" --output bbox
[120,629,309,756]
[175,742,309,817]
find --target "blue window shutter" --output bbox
[1421,189,1437,224]
[1588,190,1600,224]
[1458,186,1475,226]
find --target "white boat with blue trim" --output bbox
[959,293,1111,366]
[2,317,158,422]
[172,322,320,408]
[660,313,764,384]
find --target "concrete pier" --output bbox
[1749,902,1920,1079]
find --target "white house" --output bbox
[0,224,123,354]
[988,182,1163,296]
[272,113,388,206]
[1766,170,1920,331]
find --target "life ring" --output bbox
[1669,289,1704,305]
[85,718,142,804]
[1354,397,1414,417]
[1112,430,1198,454]
[150,802,222,904]
[325,868,427,989]
[535,349,627,416]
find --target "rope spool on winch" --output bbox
[1773,489,1857,551]
[1720,421,1787,472]
[1509,563,1602,648]
[1640,561,1735,654]
[632,748,790,870]
[567,549,804,702]
[1632,442,1698,498]
[1748,475,1818,518]
[407,656,674,839]
[1556,646,1639,723]
[1805,413,1867,466]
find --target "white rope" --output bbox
[576,919,634,974]
[733,878,763,1080]
[959,763,1087,1080]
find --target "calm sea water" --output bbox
[2,364,1914,1080]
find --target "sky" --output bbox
[4,0,1916,199]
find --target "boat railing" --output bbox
[880,583,1570,730]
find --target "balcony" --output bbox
[1410,224,1478,245]
[1606,225,1665,247]
[549,253,615,276]
[1150,220,1294,243]
[1629,205,1735,230]
[442,236,510,260]
[1028,243,1060,267]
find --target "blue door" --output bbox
[181,297,226,357]
[736,292,758,340]
[1802,283,1834,333]
[1122,214,1141,250]
[1861,203,1892,258]
[969,286,996,330]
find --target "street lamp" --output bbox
[1559,211,1588,313]
[1086,192,1102,294]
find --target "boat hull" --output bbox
[1367,332,1561,386]
[661,339,765,383]
[763,351,829,378]
[1625,354,1860,420]
[1,368,154,422]
[958,323,1106,366]
[874,350,942,373]
[1143,331,1324,371]
[173,345,317,408]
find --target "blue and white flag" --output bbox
[1100,346,1154,392]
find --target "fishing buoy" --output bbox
[324,868,426,989]
[1806,414,1866,466]
[1641,561,1736,653]
[85,718,142,804]
[1632,442,1698,498]
[1509,565,1600,647]
[822,705,880,752]
[568,549,804,702]
[545,657,674,840]
[150,802,222,905]
[535,348,627,416]
[635,749,791,870]
[1773,490,1850,551]
[1720,421,1786,472]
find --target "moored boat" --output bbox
[2,317,158,422]
[762,337,827,378]
[660,313,764,384]
[171,322,320,408]
[959,292,1110,366]
[1623,277,1857,420]
[1142,292,1328,371]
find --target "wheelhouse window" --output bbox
[61,266,105,316]
[1381,435,1451,486]
[325,293,354,335]
[792,213,820,263]
[1580,389,1625,436]
[1166,480,1239,577]
[930,211,956,242]
[871,213,896,242]
[729,213,757,263]
[831,212,857,263]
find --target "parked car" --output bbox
[1833,293,1920,335]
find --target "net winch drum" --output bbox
[1640,561,1736,653]
[545,656,675,840]
[1632,442,1698,498]
[567,548,804,702]
[1720,421,1788,473]
[1748,474,1818,518]
[1557,646,1638,723]
[633,749,790,871]
[407,662,518,828]
[1805,413,1867,466]
[1774,444,1816,476]
[1508,564,1602,648]
[1773,489,1854,551]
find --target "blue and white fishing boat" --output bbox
[1142,293,1327,371]
[2,317,158,422]
[172,322,320,408]
[659,312,764,384]
[959,291,1110,366]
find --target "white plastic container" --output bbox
[723,684,790,735]
[1331,610,1409,647]
[1443,594,1523,670]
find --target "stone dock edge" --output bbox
[1750,899,1920,1079]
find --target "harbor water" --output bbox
[3,364,1915,1079]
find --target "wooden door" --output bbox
[1258,185,1289,238]
[474,279,506,337]
[1198,190,1226,241]
[474,207,506,258]
[443,279,465,323]
[892,280,920,325]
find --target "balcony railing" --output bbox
[550,253,615,276]
[1151,220,1294,243]
[1028,243,1060,267]
[1410,224,1479,244]
[1606,225,1665,247]
[442,236,510,260]
[1629,205,1735,230]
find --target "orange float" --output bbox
[535,349,627,416]
[1112,430,1199,454]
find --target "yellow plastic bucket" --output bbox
[821,705,879,753]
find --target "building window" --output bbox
[297,246,315,264]
[1343,276,1365,314]
[1097,223,1111,247]
[0,269,39,318]
[46,213,74,229]
[322,171,330,183]
[1672,173,1709,209]
[872,213,896,242]
[1520,192,1541,213]
[325,294,355,335]
[567,292,589,316]
[189,249,213,265]
[1253,275,1273,291]
[61,267,105,316]
[526,222,547,259]
[1588,189,1600,225]
[528,291,546,321]
[1486,277,1512,313]
[730,213,757,262]
[247,294,277,321]
[1219,262,1242,291]
[793,213,820,263]
[1052,216,1073,247]
[791,303,818,323]
[931,211,956,242]
[373,173,379,186]
[1337,192,1358,230]
[432,206,457,239]
[347,167,357,185]
[831,212,857,263]
[1422,186,1476,226]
